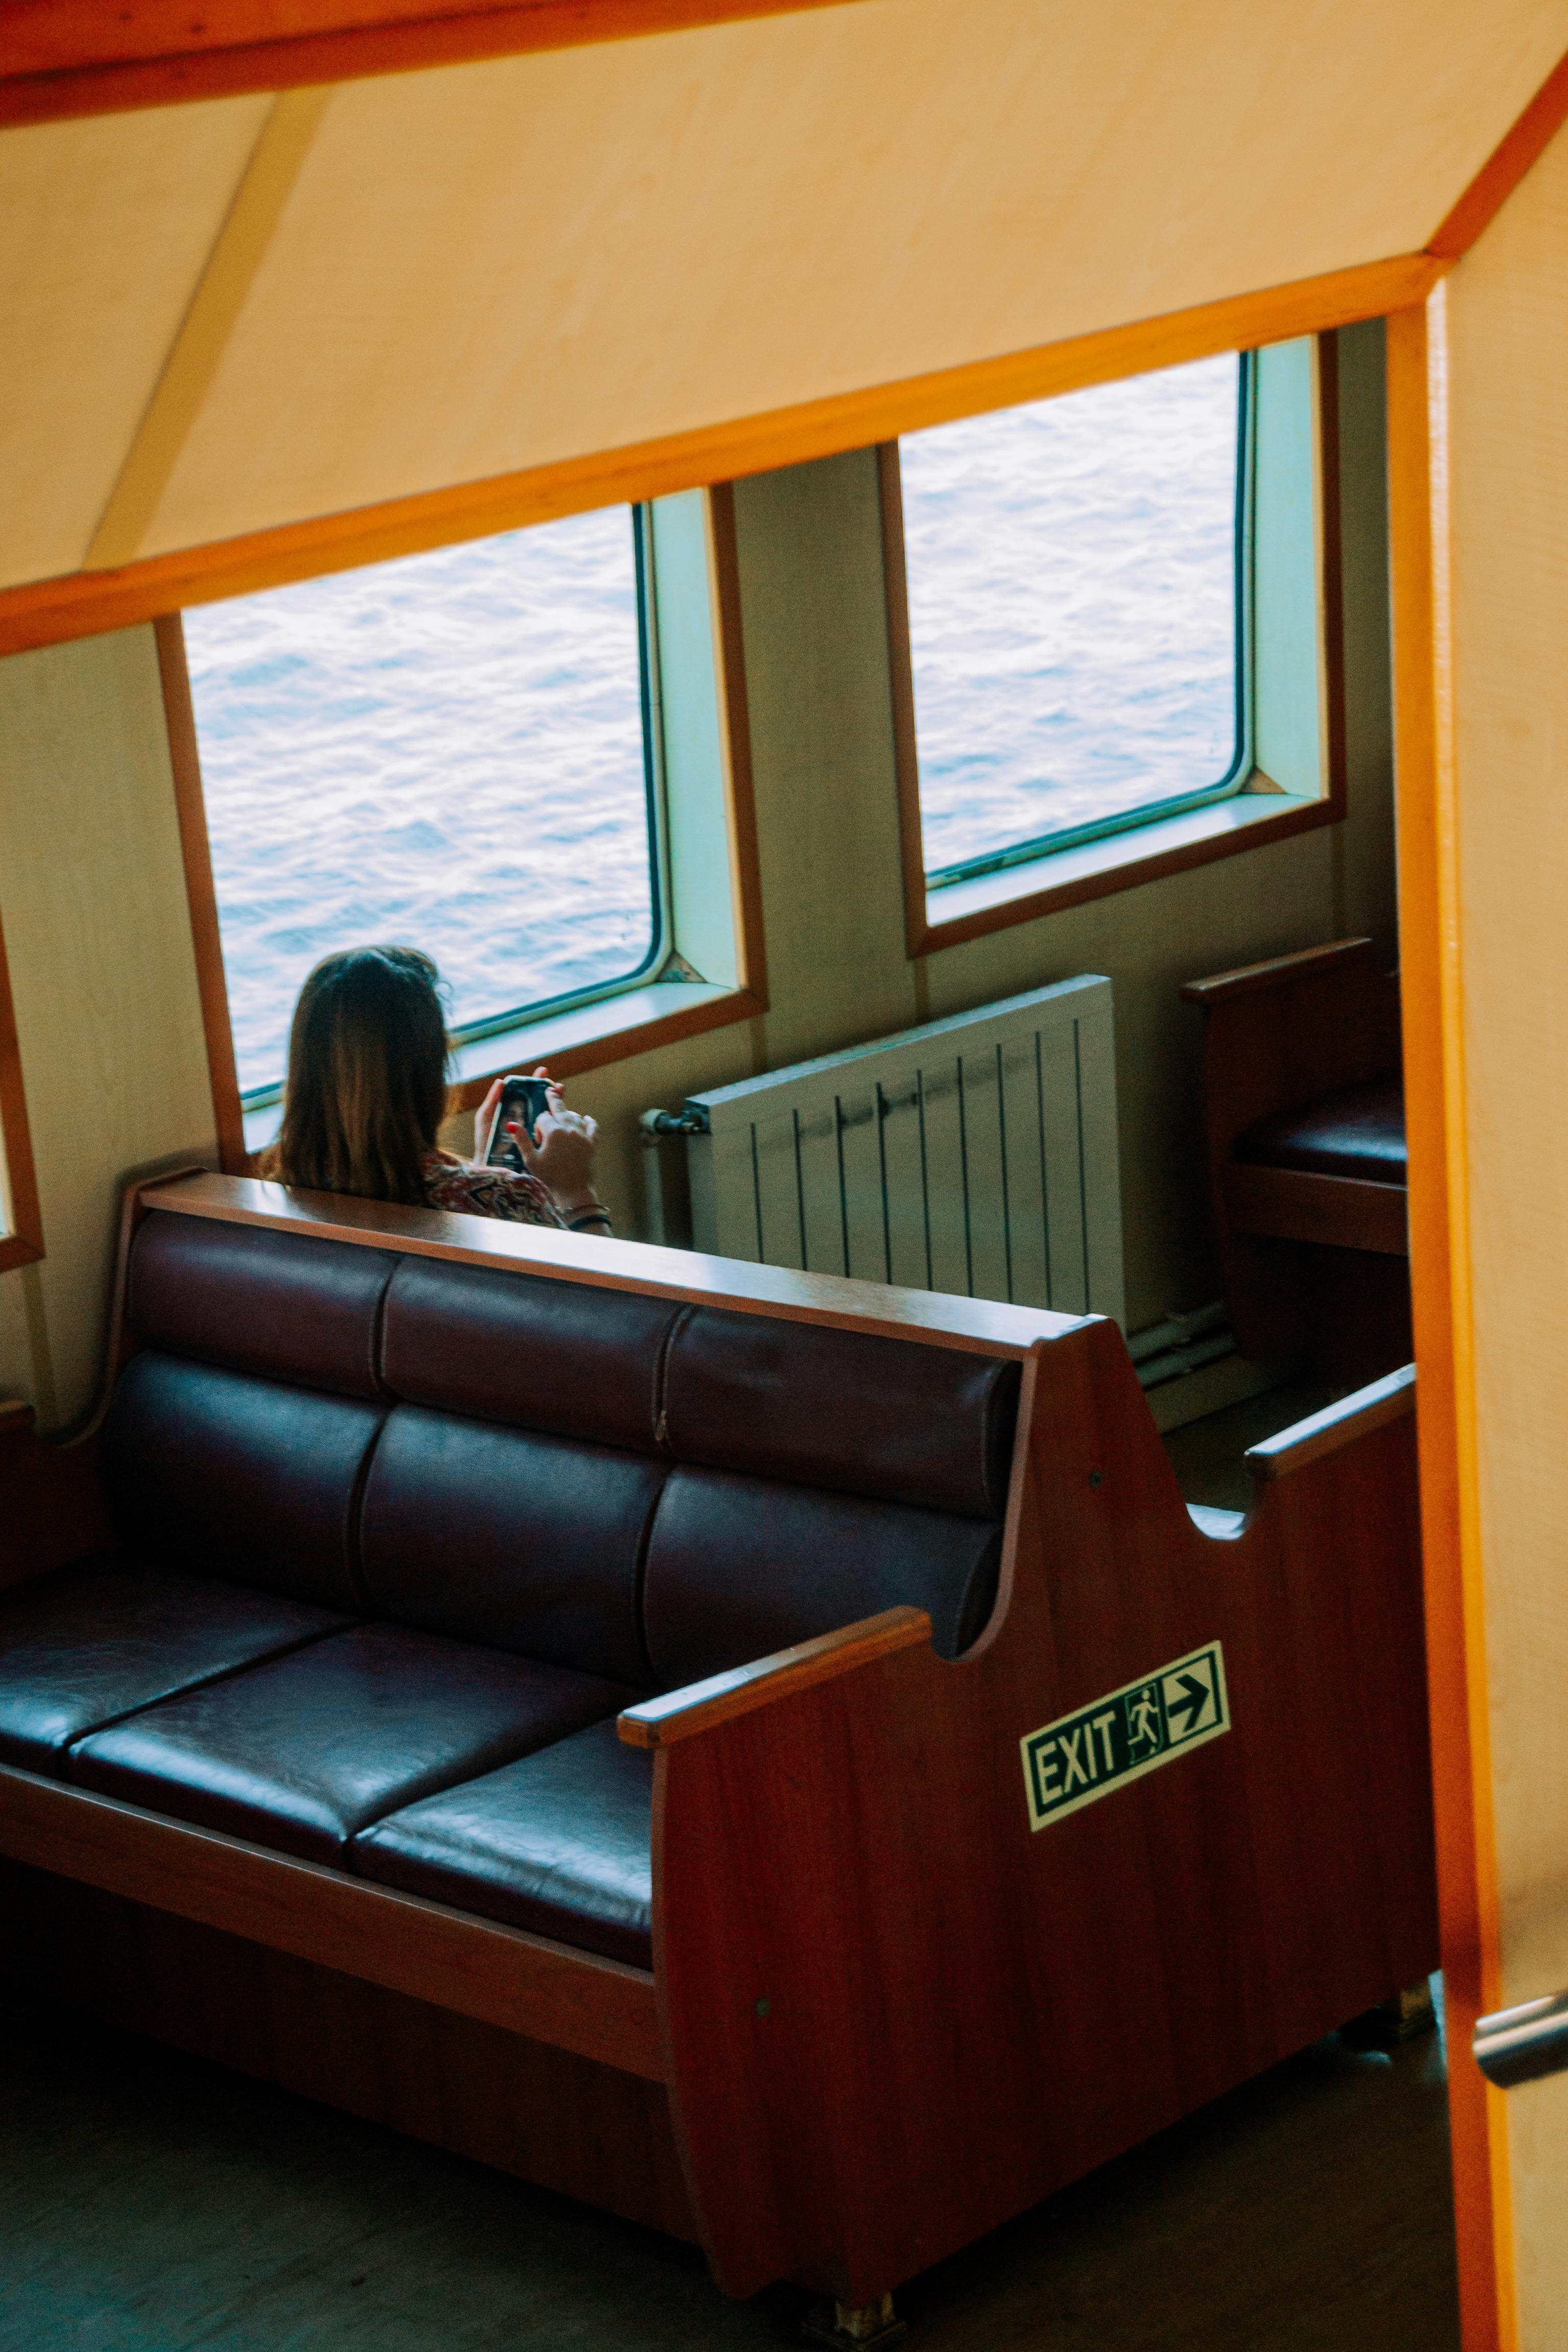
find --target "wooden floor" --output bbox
[0,1979,1458,2349]
[1,1379,1457,2352]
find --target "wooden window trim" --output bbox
[0,253,1437,666]
[883,330,1348,960]
[1385,287,1512,2352]
[158,489,766,1154]
[0,46,1560,652]
[0,0,867,129]
[0,898,44,1276]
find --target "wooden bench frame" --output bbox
[0,1170,1437,2310]
[1183,937,1407,1364]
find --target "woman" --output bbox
[260,944,611,1234]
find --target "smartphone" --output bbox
[485,1074,553,1171]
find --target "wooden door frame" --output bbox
[1387,282,1515,2352]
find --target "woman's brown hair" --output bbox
[261,945,449,1207]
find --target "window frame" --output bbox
[160,486,767,1172]
[885,332,1347,959]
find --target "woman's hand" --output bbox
[508,1069,602,1215]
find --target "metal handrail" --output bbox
[1473,1992,1568,2088]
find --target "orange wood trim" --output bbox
[619,1608,930,1748]
[0,889,44,1273]
[877,442,930,965]
[1244,1362,1414,1480]
[0,250,1443,663]
[139,1168,1081,1354]
[1426,45,1568,262]
[913,798,1339,957]
[0,0,869,127]
[154,616,247,1174]
[1221,1161,1408,1257]
[1386,289,1514,2352]
[0,1759,662,2077]
[706,483,768,1007]
[1180,934,1378,1006]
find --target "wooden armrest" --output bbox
[617,1607,930,1750]
[1181,937,1378,1007]
[0,1400,35,1434]
[1245,1363,1415,1480]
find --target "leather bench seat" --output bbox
[0,1556,350,1771]
[68,1623,636,1864]
[354,1719,655,1967]
[0,1209,1024,1970]
[1236,1071,1406,1184]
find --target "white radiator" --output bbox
[677,976,1124,1323]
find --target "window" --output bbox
[184,506,664,1106]
[897,352,1252,890]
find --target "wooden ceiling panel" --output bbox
[0,99,270,589]
[122,0,1567,562]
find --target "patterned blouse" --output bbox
[418,1153,610,1234]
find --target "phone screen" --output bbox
[485,1076,552,1170]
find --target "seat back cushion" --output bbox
[662,1307,1020,1515]
[101,1353,383,1610]
[358,1406,665,1686]
[643,1467,1002,1690]
[380,1256,681,1448]
[129,1212,396,1399]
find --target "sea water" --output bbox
[902,352,1240,875]
[185,353,1238,1100]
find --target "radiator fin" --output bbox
[682,977,1123,1322]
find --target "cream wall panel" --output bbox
[134,0,1564,557]
[0,100,268,591]
[1335,319,1398,952]
[730,452,920,1070]
[0,628,217,1426]
[921,835,1340,1335]
[1447,119,1568,2349]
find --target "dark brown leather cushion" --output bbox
[101,1353,384,1610]
[1237,1073,1406,1184]
[663,1307,1020,1516]
[0,1557,348,1771]
[358,1407,663,1685]
[353,1719,653,1967]
[68,1624,633,1864]
[380,1256,681,1450]
[129,1213,396,1400]
[642,1467,1001,1690]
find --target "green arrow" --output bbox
[1166,1672,1210,1735]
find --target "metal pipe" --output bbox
[1473,1991,1568,2088]
[639,1106,708,1140]
[1126,1300,1228,1365]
